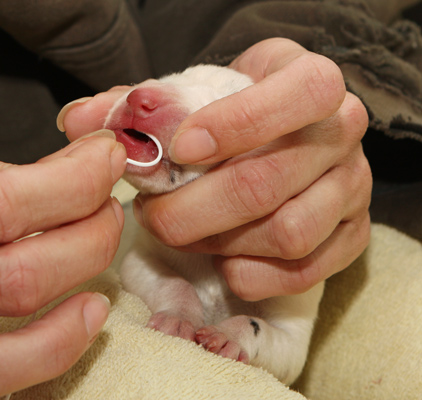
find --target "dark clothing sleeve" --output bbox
[0,0,151,163]
[138,0,422,180]
[0,0,151,91]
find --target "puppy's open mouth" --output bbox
[115,128,161,165]
[123,129,151,144]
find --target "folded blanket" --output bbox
[2,180,421,400]
[2,184,303,400]
[7,274,302,400]
[295,221,422,399]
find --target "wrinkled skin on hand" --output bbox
[61,38,372,301]
[0,133,126,395]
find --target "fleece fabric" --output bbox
[1,180,421,400]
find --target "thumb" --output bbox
[0,292,110,396]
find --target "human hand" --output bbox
[137,38,372,300]
[59,38,372,302]
[0,132,126,395]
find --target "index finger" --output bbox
[169,38,346,164]
[58,86,132,142]
[0,136,126,243]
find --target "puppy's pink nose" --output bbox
[126,88,158,118]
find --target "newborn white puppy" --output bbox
[101,65,324,384]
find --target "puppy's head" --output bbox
[104,65,253,194]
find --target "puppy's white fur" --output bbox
[108,65,324,384]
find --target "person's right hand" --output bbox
[0,131,126,396]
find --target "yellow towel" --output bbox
[2,180,421,399]
[2,181,302,400]
[295,222,422,399]
[8,268,301,400]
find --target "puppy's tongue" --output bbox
[115,129,160,164]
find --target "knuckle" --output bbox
[345,148,373,213]
[0,172,27,243]
[273,206,318,260]
[0,252,40,316]
[220,257,256,301]
[299,53,346,115]
[223,94,271,148]
[276,253,324,296]
[290,259,323,294]
[356,152,373,198]
[340,93,369,142]
[222,255,321,299]
[230,95,258,132]
[352,212,371,251]
[228,159,282,217]
[0,185,14,243]
[145,204,188,247]
[356,149,372,180]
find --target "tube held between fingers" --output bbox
[126,134,163,167]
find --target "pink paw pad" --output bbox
[195,326,249,364]
[147,312,196,341]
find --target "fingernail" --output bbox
[170,127,217,163]
[72,129,116,144]
[111,197,125,230]
[56,97,93,132]
[83,293,110,341]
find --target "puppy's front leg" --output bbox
[196,282,324,384]
[120,247,204,341]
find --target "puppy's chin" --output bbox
[124,174,176,195]
[124,162,215,195]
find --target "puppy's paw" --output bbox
[147,311,196,341]
[196,325,249,364]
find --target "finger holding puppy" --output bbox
[59,38,371,301]
[55,46,372,383]
[137,39,371,296]
[169,38,346,164]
